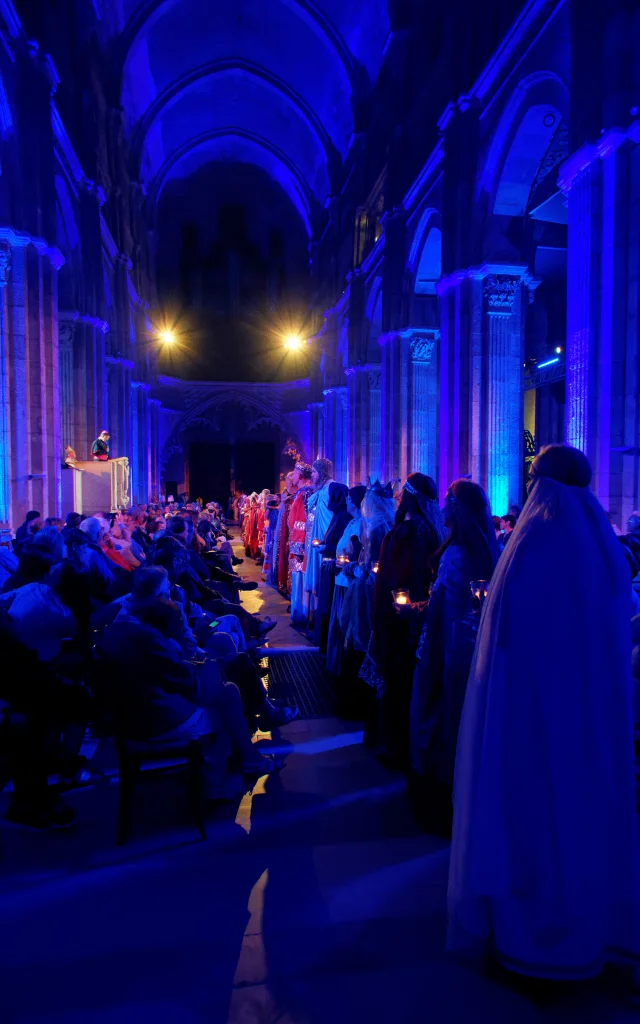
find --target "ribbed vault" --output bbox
[111,0,391,228]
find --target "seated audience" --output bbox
[14,509,41,546]
[100,568,293,796]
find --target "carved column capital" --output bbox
[483,275,520,313]
[409,336,436,363]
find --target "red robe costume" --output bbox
[277,492,295,593]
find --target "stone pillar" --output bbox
[2,232,64,526]
[149,398,162,499]
[0,244,11,526]
[561,123,640,525]
[307,402,324,462]
[130,380,150,504]
[58,311,109,461]
[481,272,529,515]
[345,364,381,484]
[58,321,75,453]
[323,386,349,483]
[106,356,133,467]
[409,330,439,478]
[438,265,530,509]
[382,208,409,332]
[437,273,480,500]
[369,367,382,482]
[380,330,411,482]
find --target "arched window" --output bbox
[414,227,441,295]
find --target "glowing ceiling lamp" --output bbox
[284,334,302,351]
[159,329,175,345]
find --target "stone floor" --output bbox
[233,535,313,650]
[0,544,637,1022]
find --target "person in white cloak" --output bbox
[303,458,334,614]
[448,443,640,984]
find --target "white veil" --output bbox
[448,475,640,973]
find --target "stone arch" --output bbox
[407,207,439,278]
[479,71,570,213]
[160,388,307,469]
[407,207,442,296]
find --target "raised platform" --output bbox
[61,457,130,515]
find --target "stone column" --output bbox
[149,398,162,499]
[130,380,150,504]
[58,321,74,452]
[382,207,409,333]
[0,244,11,526]
[106,356,133,467]
[2,232,64,526]
[379,330,411,482]
[481,271,529,514]
[307,402,324,462]
[323,386,349,483]
[59,311,109,460]
[409,330,439,478]
[560,124,640,525]
[438,265,530,509]
[345,364,381,484]
[368,367,382,482]
[436,273,481,500]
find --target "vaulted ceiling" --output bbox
[109,0,392,235]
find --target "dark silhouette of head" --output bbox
[441,478,500,581]
[529,444,592,490]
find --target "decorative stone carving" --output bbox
[483,276,519,312]
[409,336,435,363]
[368,369,382,389]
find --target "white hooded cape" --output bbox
[448,476,640,978]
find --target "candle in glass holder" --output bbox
[392,589,410,606]
[371,561,379,573]
[470,579,488,610]
[312,538,321,548]
[337,554,349,566]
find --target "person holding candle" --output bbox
[410,478,499,829]
[326,485,366,679]
[313,482,351,650]
[367,474,447,763]
[303,458,334,624]
[339,482,398,718]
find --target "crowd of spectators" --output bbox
[0,500,298,830]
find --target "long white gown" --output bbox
[448,476,640,978]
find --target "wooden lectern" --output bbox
[61,457,130,515]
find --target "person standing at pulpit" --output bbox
[91,430,110,462]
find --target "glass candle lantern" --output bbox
[470,579,489,612]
